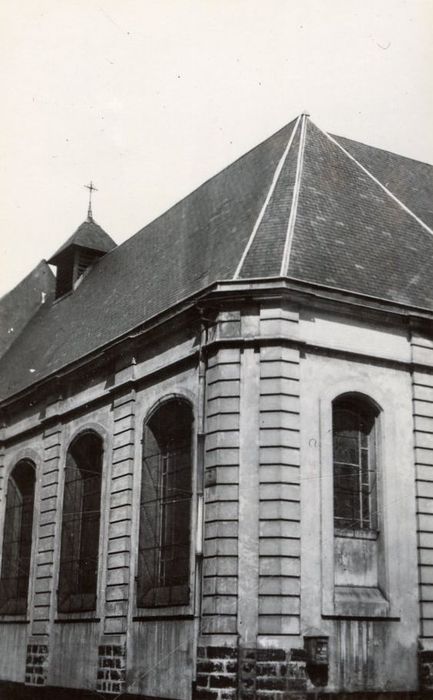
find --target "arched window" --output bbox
[58,431,103,612]
[333,396,378,531]
[0,460,35,614]
[138,398,193,608]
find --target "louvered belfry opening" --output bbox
[48,219,116,299]
[75,248,101,278]
[58,431,103,612]
[333,396,378,531]
[137,398,193,608]
[0,460,35,615]
[54,250,75,299]
[53,247,105,298]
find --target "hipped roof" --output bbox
[47,219,116,264]
[1,114,432,401]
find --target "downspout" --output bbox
[193,308,210,686]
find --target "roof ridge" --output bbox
[316,124,433,239]
[233,116,302,279]
[280,113,308,275]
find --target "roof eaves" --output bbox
[3,271,433,410]
[211,275,433,321]
[0,278,221,408]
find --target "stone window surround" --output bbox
[332,396,378,532]
[131,389,200,620]
[0,447,41,624]
[57,430,104,614]
[0,459,36,615]
[136,397,194,610]
[319,378,400,620]
[53,421,110,623]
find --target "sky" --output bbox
[0,0,432,298]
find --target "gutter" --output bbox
[1,275,432,410]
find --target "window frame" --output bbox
[0,459,36,617]
[57,430,104,615]
[135,396,196,617]
[332,396,379,534]
[317,381,405,620]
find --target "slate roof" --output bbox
[238,116,433,310]
[0,261,55,359]
[290,125,433,305]
[48,218,116,264]
[1,114,432,401]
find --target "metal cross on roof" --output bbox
[85,181,98,221]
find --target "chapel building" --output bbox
[0,114,433,699]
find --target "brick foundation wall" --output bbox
[195,646,238,699]
[242,648,307,699]
[96,644,126,695]
[195,646,308,700]
[419,650,433,692]
[25,643,48,686]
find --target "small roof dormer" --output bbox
[48,217,116,299]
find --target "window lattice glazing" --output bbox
[0,460,35,615]
[137,399,193,608]
[333,397,377,531]
[58,431,103,612]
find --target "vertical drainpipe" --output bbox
[193,309,209,680]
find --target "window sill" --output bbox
[133,612,194,622]
[0,616,29,624]
[329,585,394,619]
[55,616,100,624]
[134,600,193,619]
[335,527,379,540]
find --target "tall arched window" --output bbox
[0,460,35,614]
[58,431,103,612]
[333,396,378,531]
[138,398,193,608]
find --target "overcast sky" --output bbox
[1,0,432,298]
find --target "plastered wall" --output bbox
[299,309,419,692]
[0,319,200,698]
[0,294,430,697]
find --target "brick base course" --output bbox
[25,644,48,686]
[194,646,238,700]
[96,643,126,695]
[419,650,433,692]
[195,646,308,700]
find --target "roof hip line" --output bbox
[280,113,308,276]
[233,115,301,279]
[317,124,433,238]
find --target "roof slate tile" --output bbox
[288,121,433,308]
[1,116,432,402]
[0,120,295,400]
[240,119,299,278]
